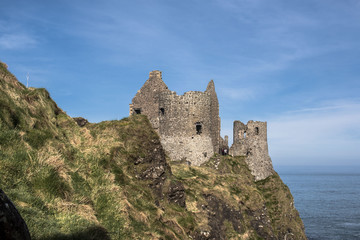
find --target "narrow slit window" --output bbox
[160,108,165,115]
[255,127,259,135]
[244,131,246,138]
[196,122,202,135]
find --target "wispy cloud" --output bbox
[219,87,255,101]
[0,33,38,50]
[268,99,360,165]
[211,0,358,82]
[285,101,360,114]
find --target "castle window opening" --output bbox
[255,127,259,135]
[196,122,202,135]
[244,131,246,138]
[134,108,141,114]
[246,149,251,156]
[160,108,165,115]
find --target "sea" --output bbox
[276,165,360,240]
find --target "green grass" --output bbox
[0,92,27,129]
[177,212,196,231]
[24,129,53,149]
[31,167,71,199]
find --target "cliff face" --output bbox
[0,62,306,239]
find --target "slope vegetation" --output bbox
[0,61,306,239]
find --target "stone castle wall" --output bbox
[230,121,247,156]
[205,80,221,154]
[129,71,170,131]
[159,91,212,137]
[158,90,214,165]
[230,120,274,181]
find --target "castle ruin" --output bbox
[229,120,274,180]
[130,70,274,180]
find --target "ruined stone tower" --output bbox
[229,120,274,181]
[130,70,274,180]
[129,70,169,130]
[130,70,221,165]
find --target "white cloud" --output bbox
[219,87,255,101]
[268,100,360,165]
[0,33,37,49]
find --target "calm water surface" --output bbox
[276,165,360,240]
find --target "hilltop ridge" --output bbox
[0,62,306,239]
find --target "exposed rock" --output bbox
[0,189,31,240]
[167,181,186,208]
[246,206,275,239]
[129,129,187,208]
[73,117,89,127]
[197,194,243,240]
[131,134,173,201]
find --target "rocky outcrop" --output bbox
[0,189,31,240]
[167,181,186,208]
[120,119,187,208]
[131,135,172,201]
[196,194,243,240]
[73,117,89,127]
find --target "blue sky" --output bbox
[1,0,360,166]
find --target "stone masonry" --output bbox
[130,70,274,180]
[130,71,220,165]
[158,90,215,165]
[229,121,274,181]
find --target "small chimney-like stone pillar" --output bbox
[149,70,162,79]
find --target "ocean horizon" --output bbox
[276,165,360,240]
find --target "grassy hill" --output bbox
[0,61,306,239]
